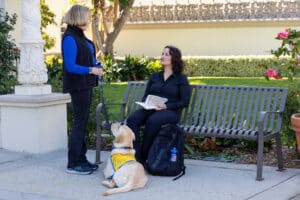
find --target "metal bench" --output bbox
[95,81,288,181]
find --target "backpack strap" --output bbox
[172,165,186,181]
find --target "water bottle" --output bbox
[170,147,178,162]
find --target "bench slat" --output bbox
[226,87,239,131]
[211,86,221,128]
[204,86,217,127]
[126,82,145,117]
[231,87,245,134]
[248,88,259,131]
[276,88,288,131]
[237,87,250,131]
[199,86,210,127]
[183,85,198,125]
[269,88,280,131]
[216,86,227,127]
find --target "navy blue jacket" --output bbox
[61,25,98,93]
[143,71,191,111]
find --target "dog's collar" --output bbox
[112,145,133,150]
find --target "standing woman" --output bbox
[126,45,191,163]
[62,4,103,175]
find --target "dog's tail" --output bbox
[103,180,134,196]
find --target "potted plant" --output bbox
[263,28,300,156]
[291,113,300,156]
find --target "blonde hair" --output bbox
[62,4,90,26]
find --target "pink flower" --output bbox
[265,69,282,79]
[265,69,278,78]
[277,29,289,39]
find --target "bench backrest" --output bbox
[180,85,288,136]
[120,81,147,121]
[121,82,288,135]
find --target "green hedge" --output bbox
[105,56,287,80]
[184,57,287,77]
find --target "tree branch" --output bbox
[104,0,134,54]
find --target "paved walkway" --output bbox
[0,149,300,200]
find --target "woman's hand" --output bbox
[156,104,167,110]
[90,67,103,76]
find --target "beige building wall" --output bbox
[115,21,300,57]
[5,0,21,47]
[3,1,300,58]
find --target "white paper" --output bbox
[135,95,168,110]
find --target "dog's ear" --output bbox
[115,126,126,144]
[111,122,121,137]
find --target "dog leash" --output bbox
[97,63,110,129]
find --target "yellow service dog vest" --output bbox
[111,154,136,171]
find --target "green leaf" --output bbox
[184,144,195,154]
[40,0,56,51]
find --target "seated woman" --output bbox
[126,45,191,163]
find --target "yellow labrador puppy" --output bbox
[102,123,148,196]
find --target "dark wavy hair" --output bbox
[164,45,184,73]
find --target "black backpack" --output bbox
[145,124,185,180]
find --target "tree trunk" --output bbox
[92,0,105,56]
[103,0,135,55]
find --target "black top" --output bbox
[143,71,191,111]
[61,25,98,93]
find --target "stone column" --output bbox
[15,0,50,95]
[0,0,71,153]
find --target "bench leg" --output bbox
[95,113,101,164]
[256,132,264,181]
[95,103,104,164]
[95,132,102,164]
[275,133,285,171]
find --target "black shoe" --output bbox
[66,164,93,175]
[83,161,98,171]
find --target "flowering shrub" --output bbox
[262,28,300,146]
[263,28,300,81]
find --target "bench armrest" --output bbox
[100,102,127,106]
[258,110,284,137]
[96,102,127,126]
[96,102,126,126]
[258,111,283,124]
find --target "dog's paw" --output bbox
[102,180,115,188]
[102,180,110,187]
[102,191,110,196]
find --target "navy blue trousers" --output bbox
[67,88,92,168]
[126,109,179,162]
